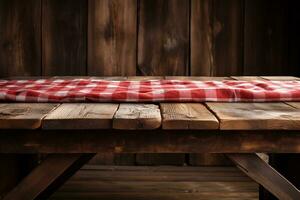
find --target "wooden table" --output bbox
[1,76,300,200]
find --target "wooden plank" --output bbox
[42,0,87,76]
[138,0,189,75]
[0,0,41,77]
[88,0,136,76]
[244,0,289,75]
[213,0,244,76]
[0,103,58,129]
[113,104,161,130]
[1,130,300,153]
[191,0,244,76]
[43,103,119,129]
[3,154,94,200]
[52,166,257,200]
[165,76,232,81]
[261,76,300,81]
[190,0,213,76]
[206,102,300,130]
[231,76,265,81]
[160,103,219,130]
[227,154,300,200]
[127,76,164,81]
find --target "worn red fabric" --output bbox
[0,79,300,102]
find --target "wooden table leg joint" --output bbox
[226,153,300,200]
[3,153,95,200]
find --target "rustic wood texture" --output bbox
[165,76,232,81]
[206,102,300,130]
[50,165,257,200]
[127,76,164,81]
[244,0,289,75]
[3,154,94,200]
[138,0,189,75]
[43,103,119,129]
[228,154,300,200]
[261,76,300,81]
[231,76,265,81]
[42,0,87,76]
[191,0,244,76]
[0,0,41,77]
[88,0,137,76]
[1,130,300,153]
[0,103,58,129]
[113,104,161,130]
[160,103,219,130]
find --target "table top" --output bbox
[1,76,300,131]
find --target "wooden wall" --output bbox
[0,0,299,166]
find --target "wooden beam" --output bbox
[227,153,300,200]
[3,154,94,200]
[0,130,299,153]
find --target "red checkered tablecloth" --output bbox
[0,79,300,102]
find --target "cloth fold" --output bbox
[0,79,300,102]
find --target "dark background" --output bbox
[0,0,300,194]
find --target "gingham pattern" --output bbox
[1,79,300,102]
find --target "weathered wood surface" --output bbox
[113,104,161,130]
[165,76,232,81]
[207,102,300,130]
[88,0,136,76]
[244,0,289,76]
[190,0,244,76]
[42,0,87,76]
[262,76,300,81]
[51,166,257,200]
[160,103,219,130]
[43,103,119,129]
[228,154,300,200]
[138,0,189,75]
[0,130,300,153]
[0,103,58,129]
[0,0,41,77]
[3,154,94,200]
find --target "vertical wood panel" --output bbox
[0,0,41,77]
[42,0,87,76]
[88,0,137,76]
[214,0,244,76]
[244,0,288,75]
[191,0,213,76]
[138,0,189,75]
[191,0,244,76]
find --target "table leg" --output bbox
[3,153,95,200]
[227,153,300,200]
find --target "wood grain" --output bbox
[191,0,243,76]
[42,0,87,76]
[228,154,300,200]
[231,76,265,81]
[3,154,94,200]
[138,0,189,75]
[161,103,219,130]
[88,0,136,76]
[213,0,244,76]
[261,76,300,81]
[0,104,58,129]
[190,0,213,76]
[206,102,300,130]
[0,0,41,77]
[165,76,232,81]
[1,130,300,153]
[113,104,161,130]
[244,0,289,75]
[43,103,119,129]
